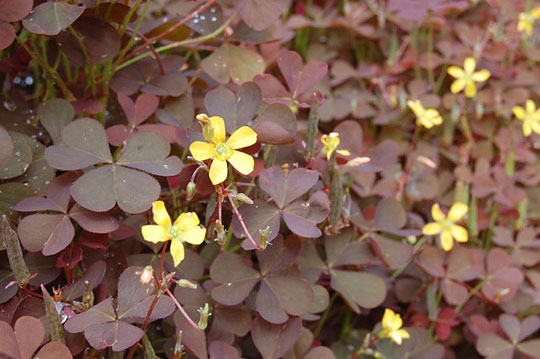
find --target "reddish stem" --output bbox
[227,194,261,250]
[165,287,199,330]
[119,0,217,64]
[124,28,165,75]
[125,291,160,359]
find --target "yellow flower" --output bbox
[141,201,206,267]
[517,8,540,36]
[407,100,443,129]
[321,132,350,161]
[380,308,410,345]
[422,202,469,251]
[513,100,540,137]
[447,57,491,98]
[189,114,257,185]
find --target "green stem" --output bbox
[313,292,338,339]
[115,14,235,72]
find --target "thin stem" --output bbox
[313,292,338,338]
[125,292,160,359]
[116,14,235,72]
[122,0,217,62]
[165,287,199,330]
[16,35,75,101]
[227,194,260,250]
[159,241,169,281]
[455,280,485,313]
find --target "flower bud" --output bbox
[138,265,154,284]
[197,303,211,330]
[186,181,196,201]
[174,330,183,359]
[83,280,95,308]
[177,279,198,289]
[259,226,271,249]
[237,193,254,205]
[215,220,226,245]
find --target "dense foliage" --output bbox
[1,0,540,358]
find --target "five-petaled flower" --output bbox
[447,57,491,98]
[141,201,206,267]
[321,132,350,161]
[407,100,443,129]
[517,8,540,36]
[380,308,410,345]
[513,100,540,137]
[422,202,468,251]
[190,114,257,185]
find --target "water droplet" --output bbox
[211,16,217,22]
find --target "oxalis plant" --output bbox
[1,0,540,359]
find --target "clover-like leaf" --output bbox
[254,50,327,108]
[251,316,303,359]
[211,237,314,324]
[0,316,72,359]
[481,248,524,303]
[233,0,287,31]
[65,266,175,352]
[204,82,262,132]
[297,230,386,312]
[259,167,319,208]
[201,43,265,85]
[22,1,85,36]
[15,173,118,255]
[45,118,181,213]
[476,314,540,359]
[252,104,297,145]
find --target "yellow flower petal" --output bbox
[440,230,454,251]
[389,329,410,345]
[209,116,226,144]
[451,225,469,243]
[431,203,446,222]
[183,226,206,245]
[531,8,540,18]
[209,158,228,185]
[228,150,255,175]
[464,57,476,73]
[448,202,468,222]
[472,69,491,82]
[513,106,526,120]
[423,222,443,235]
[407,99,423,115]
[170,239,185,267]
[465,81,477,98]
[227,126,258,150]
[142,225,170,243]
[450,79,466,94]
[152,201,171,228]
[526,100,536,113]
[190,141,216,161]
[523,122,532,137]
[382,309,399,331]
[447,66,465,78]
[337,149,351,156]
[174,212,200,230]
[530,121,540,135]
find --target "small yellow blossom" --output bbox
[447,57,491,98]
[190,114,257,185]
[141,201,206,267]
[380,308,410,345]
[513,100,540,137]
[321,132,350,161]
[407,100,443,129]
[422,202,469,251]
[517,8,540,36]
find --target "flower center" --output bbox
[214,142,233,160]
[441,219,454,230]
[168,225,183,240]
